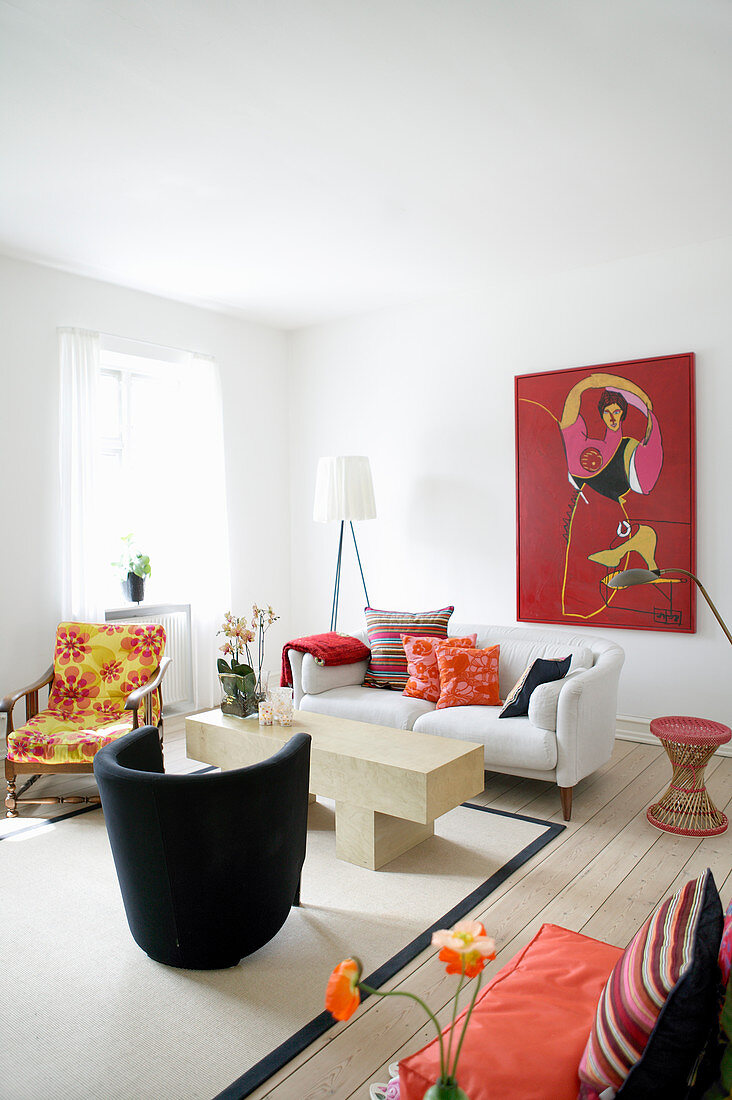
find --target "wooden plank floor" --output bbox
[231,734,732,1100]
[5,718,731,1099]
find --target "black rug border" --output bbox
[213,802,565,1100]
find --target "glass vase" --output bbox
[423,1080,469,1100]
[218,673,264,718]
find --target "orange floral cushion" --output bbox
[7,621,166,765]
[402,634,477,703]
[435,643,501,709]
[8,711,138,766]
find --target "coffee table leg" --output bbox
[334,801,434,870]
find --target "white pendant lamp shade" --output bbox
[313,456,376,523]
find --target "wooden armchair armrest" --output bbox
[124,657,172,726]
[0,665,54,732]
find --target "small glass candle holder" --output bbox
[271,687,294,725]
[258,701,273,726]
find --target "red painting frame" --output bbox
[515,353,696,633]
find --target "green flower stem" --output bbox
[448,970,484,1079]
[444,970,466,1072]
[358,982,447,1081]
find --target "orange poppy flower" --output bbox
[325,957,362,1021]
[432,920,496,978]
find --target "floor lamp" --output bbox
[606,567,732,645]
[607,566,732,837]
[313,455,376,632]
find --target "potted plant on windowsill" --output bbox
[113,534,152,604]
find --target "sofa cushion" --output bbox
[468,635,593,701]
[300,686,434,730]
[363,606,454,690]
[435,644,501,710]
[402,634,477,703]
[579,868,723,1100]
[399,923,623,1100]
[413,708,557,771]
[500,656,571,719]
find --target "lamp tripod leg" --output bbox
[330,521,345,631]
[350,521,370,608]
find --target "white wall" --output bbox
[288,235,732,729]
[0,255,290,693]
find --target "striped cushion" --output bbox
[363,606,453,690]
[578,868,723,1099]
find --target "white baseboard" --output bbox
[616,713,732,757]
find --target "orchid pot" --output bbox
[218,672,264,718]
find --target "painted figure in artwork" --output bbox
[558,372,664,617]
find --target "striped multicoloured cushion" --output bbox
[578,868,723,1100]
[362,606,453,690]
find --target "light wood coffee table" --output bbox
[185,708,484,870]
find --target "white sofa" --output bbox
[287,623,624,820]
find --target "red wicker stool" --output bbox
[648,716,731,836]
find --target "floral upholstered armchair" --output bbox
[1,621,170,817]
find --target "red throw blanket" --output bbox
[281,632,371,687]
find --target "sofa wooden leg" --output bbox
[559,786,573,821]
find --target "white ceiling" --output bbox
[1,0,731,328]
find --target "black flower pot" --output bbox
[123,572,145,603]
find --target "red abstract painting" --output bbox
[515,354,696,632]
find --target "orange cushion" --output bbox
[399,923,623,1100]
[402,634,477,703]
[435,643,501,709]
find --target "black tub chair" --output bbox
[93,724,311,969]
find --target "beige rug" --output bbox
[0,797,561,1100]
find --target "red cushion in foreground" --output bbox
[399,923,623,1100]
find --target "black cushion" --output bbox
[499,656,571,718]
[94,725,311,969]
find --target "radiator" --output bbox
[104,603,194,715]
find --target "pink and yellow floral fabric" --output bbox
[7,622,166,765]
[401,634,477,703]
[435,643,502,709]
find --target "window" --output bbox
[95,340,186,609]
[59,327,231,708]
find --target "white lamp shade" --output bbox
[313,456,376,522]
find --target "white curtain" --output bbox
[59,327,104,621]
[167,352,231,709]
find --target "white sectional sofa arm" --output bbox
[554,648,624,790]
[287,649,370,708]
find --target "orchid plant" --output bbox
[217,604,279,698]
[325,920,496,1100]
